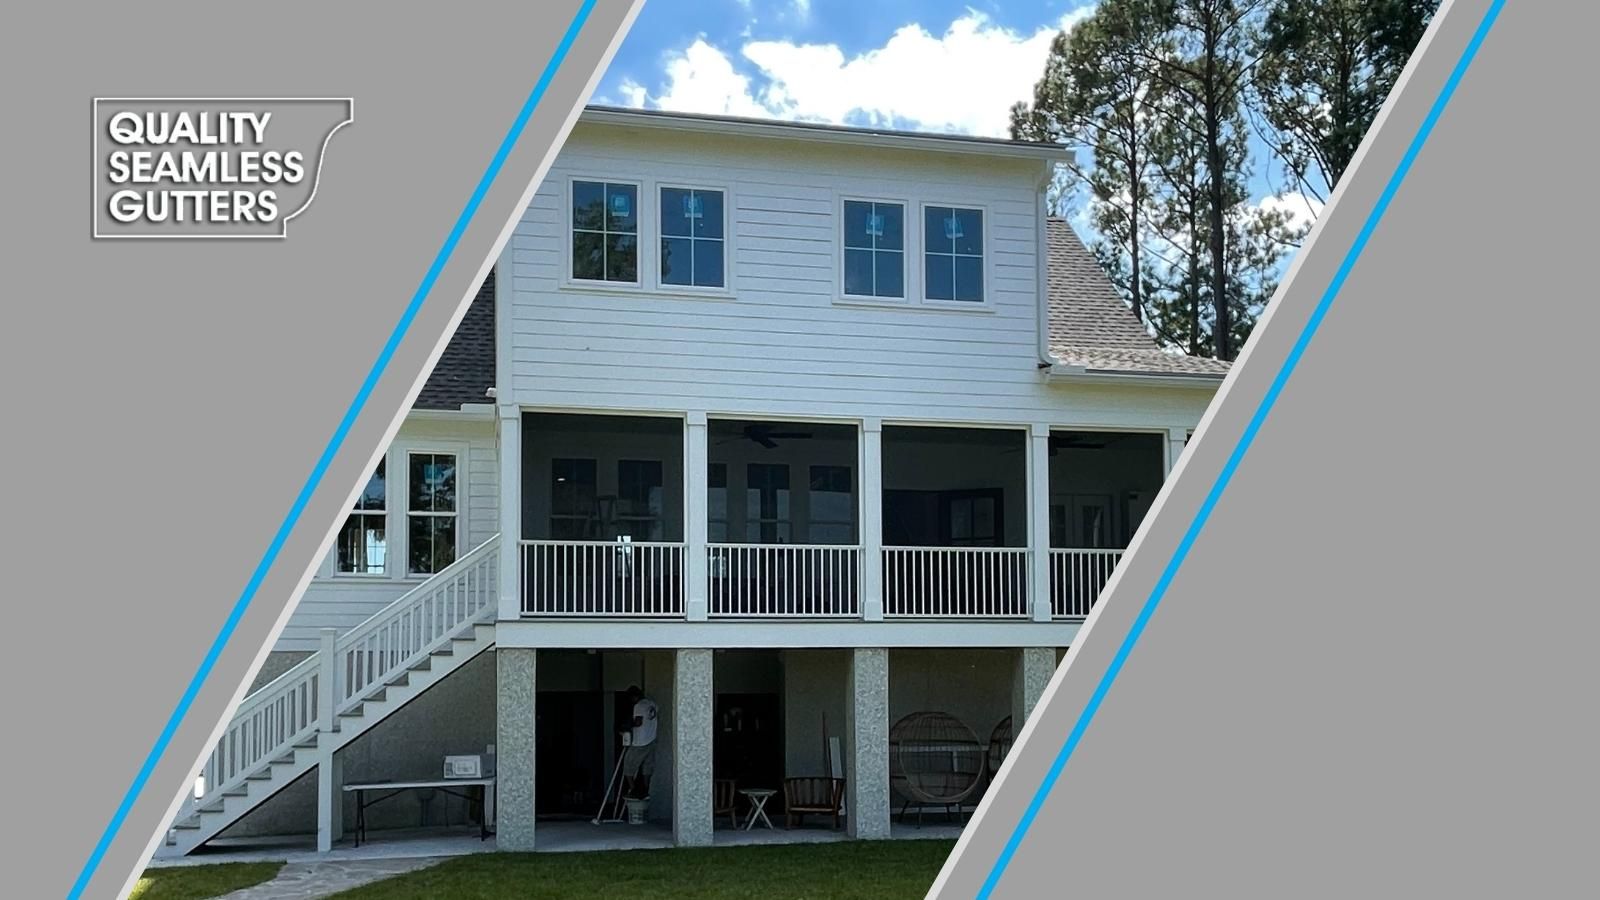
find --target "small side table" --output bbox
[739,788,776,831]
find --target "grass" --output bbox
[329,840,957,899]
[130,861,283,900]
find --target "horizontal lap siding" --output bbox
[508,126,1088,424]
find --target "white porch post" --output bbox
[317,627,337,733]
[1028,423,1053,622]
[1165,426,1190,479]
[498,404,522,621]
[685,412,709,621]
[315,748,343,852]
[860,418,884,621]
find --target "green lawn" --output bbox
[329,840,957,899]
[130,862,283,900]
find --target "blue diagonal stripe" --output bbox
[67,2,599,896]
[975,2,1507,896]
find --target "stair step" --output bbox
[271,753,295,765]
[172,820,201,831]
[430,648,454,657]
[246,771,274,781]
[295,737,320,749]
[338,706,364,719]
[408,659,433,672]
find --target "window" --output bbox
[842,200,904,299]
[407,452,458,575]
[708,463,729,542]
[924,205,984,302]
[550,458,597,540]
[808,465,855,544]
[617,460,665,540]
[571,180,638,283]
[745,463,791,543]
[659,187,724,288]
[336,457,387,574]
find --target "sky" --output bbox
[593,0,1323,238]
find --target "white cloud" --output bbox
[618,7,1095,137]
[1254,191,1324,233]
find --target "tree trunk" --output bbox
[1204,31,1230,360]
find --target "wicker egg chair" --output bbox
[889,711,984,826]
[986,716,1014,780]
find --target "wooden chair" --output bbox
[712,778,738,828]
[783,776,844,830]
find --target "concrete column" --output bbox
[1012,647,1057,732]
[673,649,714,846]
[685,413,709,621]
[1027,424,1053,622]
[496,648,537,851]
[498,404,522,621]
[315,749,343,852]
[860,419,884,621]
[1164,426,1190,479]
[847,648,891,839]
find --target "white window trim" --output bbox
[835,194,912,307]
[652,181,735,298]
[561,175,646,291]
[330,455,391,579]
[917,200,996,311]
[402,446,466,579]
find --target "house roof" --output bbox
[580,105,1071,163]
[415,270,496,410]
[1045,218,1230,379]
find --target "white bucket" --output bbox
[625,798,649,825]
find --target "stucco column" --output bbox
[673,649,714,846]
[685,413,709,621]
[498,404,522,621]
[1027,423,1054,621]
[496,648,536,851]
[1012,647,1057,732]
[860,419,884,621]
[847,648,890,839]
[315,748,342,852]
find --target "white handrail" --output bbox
[882,546,1030,618]
[708,543,861,617]
[1048,548,1123,618]
[520,540,685,617]
[192,536,499,813]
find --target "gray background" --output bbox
[936,0,1598,896]
[0,2,640,896]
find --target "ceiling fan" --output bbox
[727,423,814,449]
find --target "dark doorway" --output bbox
[535,692,604,816]
[714,693,783,798]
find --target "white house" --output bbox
[159,106,1226,858]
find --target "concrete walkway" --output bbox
[217,857,442,900]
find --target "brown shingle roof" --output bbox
[1045,218,1229,378]
[415,269,496,410]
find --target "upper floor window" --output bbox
[842,200,905,299]
[407,452,458,575]
[617,459,665,540]
[660,187,725,288]
[550,457,597,540]
[746,463,791,543]
[924,205,984,303]
[571,180,638,283]
[336,458,387,574]
[808,465,855,544]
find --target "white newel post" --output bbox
[1028,424,1053,622]
[1165,426,1189,479]
[317,627,337,733]
[685,412,709,621]
[499,404,522,621]
[860,418,884,621]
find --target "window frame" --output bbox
[403,446,464,579]
[615,458,667,541]
[836,194,911,305]
[334,455,390,577]
[917,200,994,309]
[563,175,645,289]
[653,181,732,296]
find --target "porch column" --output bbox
[685,412,709,621]
[1164,426,1190,479]
[1012,647,1057,732]
[672,649,714,846]
[498,404,522,621]
[496,648,537,851]
[1027,423,1053,622]
[847,648,891,839]
[860,418,884,621]
[315,748,343,852]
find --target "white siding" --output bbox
[276,413,498,650]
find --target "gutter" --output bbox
[1044,365,1226,390]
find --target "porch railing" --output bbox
[1049,548,1124,618]
[708,544,861,617]
[882,547,1030,618]
[520,539,685,617]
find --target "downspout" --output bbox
[1035,162,1064,369]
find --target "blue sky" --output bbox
[593,0,1320,233]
